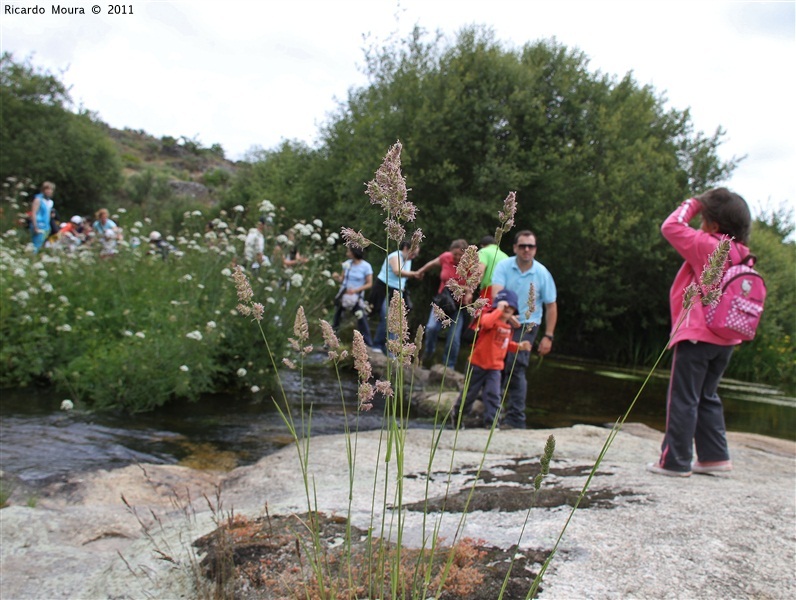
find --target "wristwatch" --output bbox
[542,334,554,341]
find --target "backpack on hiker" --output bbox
[704,243,766,341]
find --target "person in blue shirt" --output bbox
[372,240,420,354]
[332,246,375,347]
[30,181,55,253]
[491,230,558,429]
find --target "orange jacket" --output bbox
[469,308,519,371]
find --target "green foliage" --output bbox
[250,26,737,361]
[0,192,341,412]
[0,53,122,216]
[226,141,320,221]
[125,167,173,208]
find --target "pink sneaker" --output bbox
[646,462,692,477]
[692,460,733,474]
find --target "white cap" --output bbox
[70,215,83,225]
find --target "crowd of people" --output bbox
[28,179,755,474]
[332,188,755,482]
[25,181,175,259]
[327,229,558,433]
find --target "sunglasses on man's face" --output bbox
[517,243,536,250]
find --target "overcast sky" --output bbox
[2,0,794,216]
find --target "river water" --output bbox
[1,356,793,487]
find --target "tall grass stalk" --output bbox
[230,143,503,596]
[525,237,731,598]
[233,145,725,599]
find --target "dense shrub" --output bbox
[0,186,341,411]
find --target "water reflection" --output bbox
[525,357,795,441]
[1,357,792,487]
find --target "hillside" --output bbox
[103,124,240,204]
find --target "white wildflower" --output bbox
[41,283,54,293]
[180,365,190,372]
[326,236,336,246]
[250,385,260,393]
[221,268,232,277]
[40,316,49,324]
[135,331,145,339]
[237,368,247,377]
[313,219,323,228]
[191,210,203,217]
[186,330,203,341]
[123,330,133,337]
[206,320,217,329]
[58,295,69,304]
[233,205,245,212]
[290,273,304,287]
[311,232,321,241]
[60,400,74,411]
[56,324,72,332]
[85,311,95,317]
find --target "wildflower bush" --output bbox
[0,178,341,411]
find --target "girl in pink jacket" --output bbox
[648,188,752,477]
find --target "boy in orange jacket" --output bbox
[450,288,531,429]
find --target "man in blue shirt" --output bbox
[491,230,558,429]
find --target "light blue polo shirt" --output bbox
[492,257,556,325]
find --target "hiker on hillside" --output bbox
[30,181,55,253]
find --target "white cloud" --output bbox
[2,0,793,212]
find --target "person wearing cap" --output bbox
[490,229,558,429]
[244,217,267,271]
[57,215,85,251]
[148,230,175,260]
[450,288,531,429]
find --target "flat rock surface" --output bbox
[1,424,794,599]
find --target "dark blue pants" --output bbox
[453,365,502,426]
[332,305,373,347]
[500,325,538,429]
[659,341,733,472]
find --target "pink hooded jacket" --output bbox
[662,197,745,348]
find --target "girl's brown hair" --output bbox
[698,188,752,245]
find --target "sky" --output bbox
[2,0,794,217]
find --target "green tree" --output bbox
[307,26,738,360]
[0,53,122,215]
[226,140,321,223]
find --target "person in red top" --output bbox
[647,188,752,477]
[416,239,473,369]
[450,288,531,429]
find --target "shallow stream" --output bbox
[1,356,792,487]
